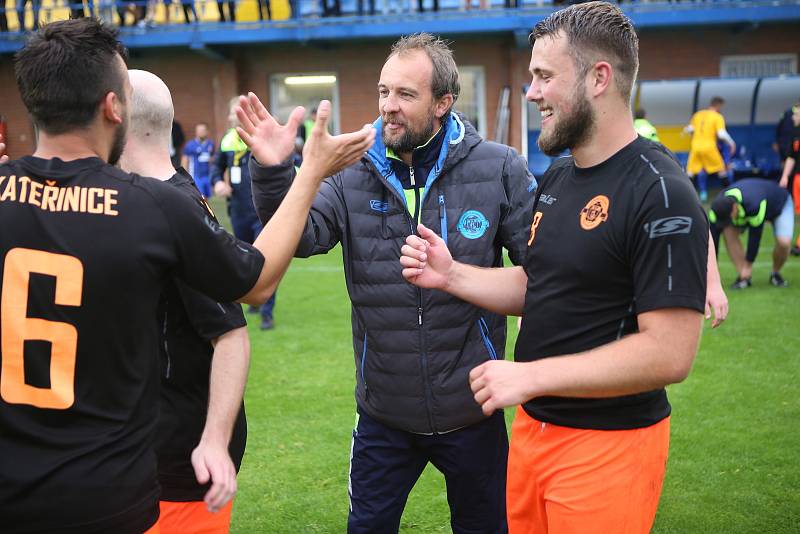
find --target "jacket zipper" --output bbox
[417,291,436,433]
[438,194,448,246]
[369,159,437,433]
[410,165,436,433]
[410,166,421,225]
[477,317,498,360]
[361,332,369,399]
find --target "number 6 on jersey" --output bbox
[2,248,83,409]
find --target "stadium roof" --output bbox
[1,0,798,54]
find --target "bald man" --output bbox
[119,70,249,533]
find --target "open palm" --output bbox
[235,92,304,167]
[296,100,375,181]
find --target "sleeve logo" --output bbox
[457,210,490,239]
[369,200,389,213]
[579,195,610,230]
[644,216,693,238]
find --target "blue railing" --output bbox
[1,0,798,48]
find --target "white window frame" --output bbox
[457,66,487,138]
[269,72,341,135]
[720,54,798,78]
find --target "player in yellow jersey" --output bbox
[686,96,736,202]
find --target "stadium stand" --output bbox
[1,0,798,162]
[2,0,800,43]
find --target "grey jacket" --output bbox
[250,113,536,433]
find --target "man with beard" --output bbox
[119,69,250,533]
[400,3,708,532]
[0,18,374,533]
[240,33,535,534]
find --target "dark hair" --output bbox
[635,108,646,120]
[710,195,736,228]
[710,96,725,107]
[389,33,460,108]
[530,1,639,103]
[14,18,128,135]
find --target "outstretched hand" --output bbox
[0,143,8,164]
[300,100,375,180]
[399,223,454,290]
[236,92,305,166]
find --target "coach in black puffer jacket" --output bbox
[251,111,535,433]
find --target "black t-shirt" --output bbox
[0,157,264,533]
[516,137,707,430]
[156,170,248,502]
[788,134,800,164]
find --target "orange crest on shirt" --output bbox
[579,195,610,230]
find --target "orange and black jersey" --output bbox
[517,136,708,430]
[0,157,264,533]
[156,169,247,502]
[789,134,800,163]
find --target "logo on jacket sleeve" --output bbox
[369,200,389,213]
[457,210,490,239]
[579,195,610,230]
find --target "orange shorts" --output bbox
[793,173,800,216]
[143,521,161,534]
[507,406,670,534]
[158,500,234,534]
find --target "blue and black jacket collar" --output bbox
[366,112,468,204]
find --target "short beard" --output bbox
[538,88,595,157]
[383,114,436,154]
[107,121,128,166]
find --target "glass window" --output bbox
[455,66,486,137]
[720,54,798,78]
[270,73,340,134]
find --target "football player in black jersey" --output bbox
[118,69,250,533]
[1,18,374,534]
[401,3,707,532]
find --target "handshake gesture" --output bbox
[235,92,375,180]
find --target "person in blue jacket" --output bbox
[181,122,215,198]
[238,33,536,534]
[709,178,794,288]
